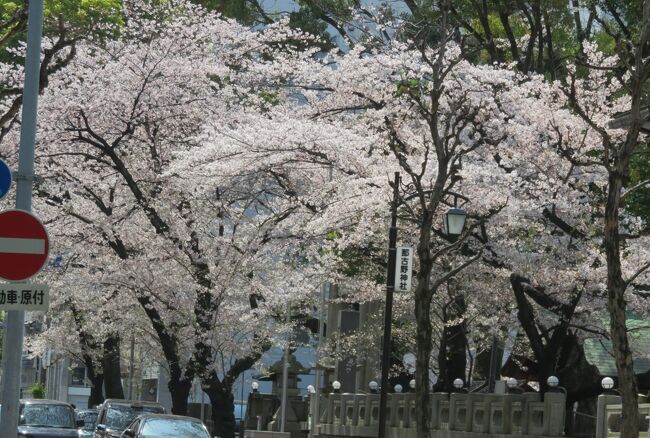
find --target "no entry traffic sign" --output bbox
[0,210,49,281]
[0,159,11,200]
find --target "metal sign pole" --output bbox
[0,0,45,432]
[378,172,399,438]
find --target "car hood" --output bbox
[17,425,80,437]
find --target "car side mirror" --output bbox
[96,424,107,432]
[123,429,135,437]
[76,419,85,427]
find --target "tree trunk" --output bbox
[205,379,236,438]
[446,296,467,388]
[604,170,640,438]
[414,292,432,438]
[102,335,125,399]
[168,377,192,415]
[434,294,468,393]
[87,368,104,408]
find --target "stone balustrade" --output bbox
[595,394,650,438]
[312,391,566,438]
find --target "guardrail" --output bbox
[312,391,566,438]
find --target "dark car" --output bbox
[120,414,210,438]
[15,399,83,437]
[93,400,165,438]
[76,409,99,437]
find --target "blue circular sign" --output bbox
[0,159,12,200]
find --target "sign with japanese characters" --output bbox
[0,283,49,311]
[395,246,413,291]
[0,209,49,281]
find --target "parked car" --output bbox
[93,400,165,438]
[76,408,99,437]
[120,414,210,438]
[15,399,84,437]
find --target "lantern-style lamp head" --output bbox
[443,208,467,237]
[547,376,559,388]
[601,377,614,390]
[251,381,259,392]
[453,378,464,390]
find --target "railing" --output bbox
[312,391,566,438]
[596,398,650,438]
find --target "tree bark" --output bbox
[102,335,125,399]
[604,169,640,438]
[434,296,467,392]
[205,377,237,438]
[168,377,192,415]
[86,365,105,408]
[414,293,432,438]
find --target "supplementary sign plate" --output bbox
[0,283,49,311]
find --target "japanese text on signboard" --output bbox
[395,246,413,291]
[0,284,49,311]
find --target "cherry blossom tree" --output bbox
[1,1,320,435]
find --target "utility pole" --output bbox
[0,0,45,432]
[378,172,399,438]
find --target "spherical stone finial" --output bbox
[394,384,403,393]
[453,378,464,389]
[547,376,559,387]
[601,377,615,390]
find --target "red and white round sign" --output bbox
[0,210,49,281]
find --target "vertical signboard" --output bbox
[395,246,413,291]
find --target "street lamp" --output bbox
[443,208,467,237]
[506,377,519,393]
[601,377,615,390]
[369,381,379,393]
[394,384,403,393]
[251,381,259,393]
[453,378,464,391]
[409,379,415,391]
[547,376,559,388]
[332,381,341,393]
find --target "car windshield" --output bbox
[140,418,210,438]
[19,404,74,428]
[77,411,98,431]
[105,405,164,430]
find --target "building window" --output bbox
[70,367,86,387]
